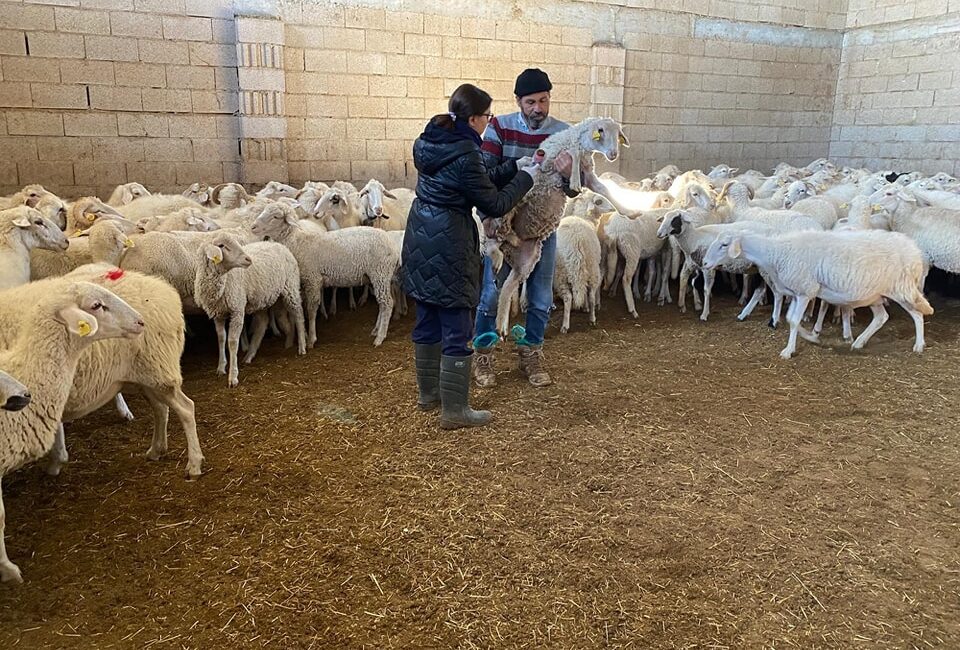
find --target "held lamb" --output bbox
[193,232,308,387]
[486,116,630,336]
[0,281,144,584]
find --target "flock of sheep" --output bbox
[0,113,958,585]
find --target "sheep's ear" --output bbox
[383,189,397,200]
[57,305,99,338]
[197,191,210,204]
[121,187,134,204]
[617,128,630,147]
[728,238,742,259]
[283,210,298,225]
[204,244,223,265]
[358,187,369,197]
[186,216,201,226]
[12,216,31,228]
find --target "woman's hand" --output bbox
[515,156,534,170]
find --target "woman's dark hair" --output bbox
[431,83,492,130]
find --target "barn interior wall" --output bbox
[0,0,955,197]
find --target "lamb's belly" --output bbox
[817,286,880,307]
[512,193,566,241]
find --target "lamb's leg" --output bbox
[770,292,785,329]
[114,392,134,421]
[587,284,598,325]
[0,480,22,584]
[142,390,170,462]
[520,282,529,313]
[678,260,692,313]
[44,423,69,477]
[348,286,357,310]
[897,302,927,353]
[658,248,672,305]
[495,239,542,337]
[143,385,203,478]
[739,274,751,305]
[496,270,523,338]
[329,289,338,317]
[273,306,293,348]
[700,267,715,322]
[851,301,889,350]
[227,313,243,387]
[738,285,766,321]
[812,299,830,338]
[603,243,618,291]
[371,280,394,346]
[780,295,810,359]
[643,258,656,302]
[632,260,643,300]
[268,308,281,337]
[841,307,853,341]
[243,311,270,364]
[560,288,572,333]
[691,270,703,312]
[358,284,370,308]
[621,251,641,318]
[214,317,227,374]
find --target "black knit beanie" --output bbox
[514,68,552,98]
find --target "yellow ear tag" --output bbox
[592,131,601,141]
[212,254,222,264]
[77,320,92,337]
[71,231,82,238]
[817,185,825,191]
[840,202,848,209]
[84,212,96,223]
[618,134,626,144]
[871,204,882,213]
[123,238,134,248]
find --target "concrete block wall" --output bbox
[830,7,960,176]
[0,0,241,198]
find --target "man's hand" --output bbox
[482,217,500,239]
[554,150,574,178]
[515,156,534,170]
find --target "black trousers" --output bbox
[412,300,474,357]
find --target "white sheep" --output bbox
[906,186,960,211]
[0,207,69,289]
[0,370,29,412]
[0,280,145,583]
[34,194,69,230]
[256,181,299,201]
[553,216,602,332]
[357,179,414,231]
[703,230,932,358]
[602,209,670,316]
[107,182,151,207]
[65,197,135,235]
[718,181,824,231]
[708,164,739,180]
[486,117,630,336]
[314,186,362,230]
[869,186,960,276]
[782,180,839,229]
[119,230,198,305]
[0,184,57,211]
[193,232,307,386]
[31,219,133,280]
[182,182,212,205]
[250,203,398,347]
[118,194,206,222]
[137,207,220,233]
[209,183,251,209]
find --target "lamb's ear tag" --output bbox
[213,254,222,264]
[840,202,848,209]
[123,238,134,248]
[84,212,96,223]
[592,131,601,141]
[618,133,626,145]
[77,320,92,337]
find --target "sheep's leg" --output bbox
[897,303,927,354]
[371,281,394,346]
[43,423,69,477]
[658,248,672,305]
[495,270,523,338]
[143,384,203,478]
[214,317,227,374]
[348,287,357,310]
[520,282,529,313]
[738,285,766,321]
[841,307,853,341]
[559,288,573,333]
[587,284,598,325]
[0,480,22,584]
[691,272,703,312]
[142,390,170,462]
[227,313,243,387]
[780,295,810,359]
[115,392,135,421]
[812,299,830,338]
[603,244,618,291]
[851,302,889,350]
[358,284,370,309]
[678,261,692,313]
[632,261,643,300]
[770,292,785,329]
[273,306,292,348]
[700,267,715,322]
[268,308,281,337]
[739,275,751,305]
[621,252,641,318]
[243,311,270,364]
[643,258,656,302]
[329,289,338,317]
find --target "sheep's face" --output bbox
[54,282,145,341]
[707,164,738,180]
[251,203,298,241]
[257,181,299,200]
[358,180,397,223]
[656,210,691,239]
[703,234,740,270]
[182,183,211,205]
[316,188,355,224]
[35,195,68,230]
[19,184,53,209]
[118,182,150,205]
[682,183,713,210]
[652,173,672,190]
[582,118,628,162]
[783,181,813,209]
[10,207,69,252]
[868,185,914,213]
[206,234,252,271]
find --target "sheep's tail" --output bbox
[567,235,591,309]
[897,259,934,316]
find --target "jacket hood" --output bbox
[414,122,479,175]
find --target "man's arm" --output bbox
[480,117,520,188]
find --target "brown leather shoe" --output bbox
[473,348,496,388]
[517,345,553,387]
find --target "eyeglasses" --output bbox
[480,113,494,120]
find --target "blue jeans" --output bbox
[412,301,474,357]
[475,231,557,346]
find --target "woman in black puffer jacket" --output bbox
[402,83,539,430]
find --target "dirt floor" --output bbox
[1,286,959,649]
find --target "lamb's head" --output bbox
[909,178,943,192]
[315,187,357,226]
[202,233,252,271]
[251,202,299,242]
[182,182,211,205]
[14,184,56,209]
[295,185,325,215]
[652,173,673,190]
[707,164,738,180]
[256,181,299,201]
[679,183,715,210]
[358,179,398,224]
[868,184,915,215]
[930,172,957,185]
[576,117,628,163]
[656,209,695,239]
[35,194,69,230]
[0,370,30,412]
[2,206,69,252]
[88,219,135,262]
[112,182,151,206]
[703,233,741,270]
[804,158,834,173]
[783,180,815,209]
[210,183,250,209]
[44,281,145,343]
[895,171,923,186]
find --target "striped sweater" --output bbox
[480,112,569,167]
